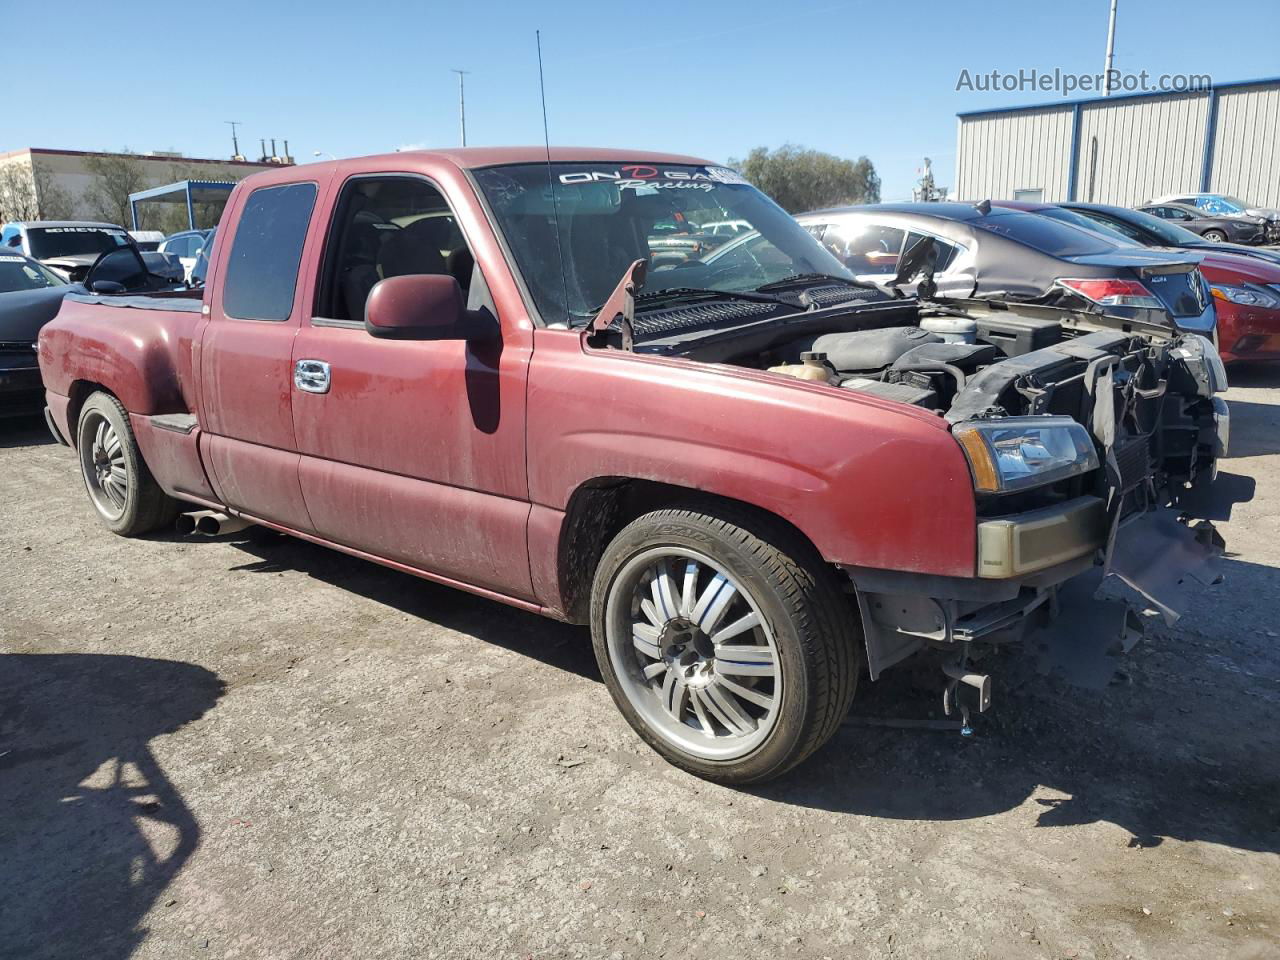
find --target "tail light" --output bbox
[1056,277,1162,309]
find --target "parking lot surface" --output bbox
[2,372,1279,960]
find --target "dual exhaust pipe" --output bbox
[175,510,253,537]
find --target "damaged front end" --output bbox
[849,302,1238,728]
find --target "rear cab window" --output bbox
[222,182,318,321]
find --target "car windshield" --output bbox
[972,209,1119,257]
[0,254,66,292]
[26,226,131,260]
[1035,207,1139,245]
[1196,196,1247,215]
[474,162,852,323]
[1097,207,1205,245]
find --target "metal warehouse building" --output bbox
[955,76,1280,208]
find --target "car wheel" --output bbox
[76,392,180,536]
[590,505,860,784]
[1202,229,1228,243]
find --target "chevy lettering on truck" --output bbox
[38,148,1230,783]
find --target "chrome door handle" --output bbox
[294,359,331,394]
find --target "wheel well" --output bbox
[556,478,832,624]
[66,380,113,446]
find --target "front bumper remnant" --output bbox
[976,496,1107,578]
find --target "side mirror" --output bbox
[86,246,149,293]
[365,273,484,341]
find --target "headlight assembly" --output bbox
[953,417,1099,494]
[1211,283,1280,309]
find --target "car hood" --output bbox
[1197,251,1280,284]
[1189,241,1280,266]
[0,284,82,343]
[1245,207,1280,219]
[39,253,100,269]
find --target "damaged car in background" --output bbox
[38,149,1235,784]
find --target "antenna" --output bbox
[537,30,571,326]
[225,120,242,159]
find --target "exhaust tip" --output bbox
[195,514,222,535]
[175,513,198,536]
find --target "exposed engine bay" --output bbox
[586,276,1232,686]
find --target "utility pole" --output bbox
[452,69,470,146]
[225,120,242,159]
[1102,0,1118,95]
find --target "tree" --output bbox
[0,162,73,222]
[82,152,148,228]
[727,144,880,214]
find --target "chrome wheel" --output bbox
[79,412,129,520]
[605,547,782,761]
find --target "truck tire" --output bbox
[590,505,860,784]
[76,392,180,536]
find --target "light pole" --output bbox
[1102,0,1118,95]
[312,150,336,161]
[451,69,470,146]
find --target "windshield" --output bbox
[1197,196,1247,215]
[1035,206,1140,245]
[973,209,1119,257]
[1086,207,1204,246]
[474,163,852,322]
[0,254,66,292]
[27,226,131,260]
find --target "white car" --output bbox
[158,230,212,282]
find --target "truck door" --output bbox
[198,178,328,530]
[289,172,534,599]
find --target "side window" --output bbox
[904,231,962,272]
[223,182,318,322]
[318,176,476,323]
[821,221,905,274]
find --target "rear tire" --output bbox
[76,392,180,536]
[590,504,860,784]
[1202,229,1228,243]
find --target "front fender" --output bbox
[527,331,977,578]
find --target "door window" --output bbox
[820,221,906,275]
[222,182,318,321]
[318,176,477,323]
[903,231,963,272]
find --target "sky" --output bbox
[6,0,1279,200]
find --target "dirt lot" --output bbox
[2,372,1278,960]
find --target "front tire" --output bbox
[590,505,860,784]
[76,392,180,536]
[1202,229,1228,243]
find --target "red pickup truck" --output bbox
[38,148,1230,783]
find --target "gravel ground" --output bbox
[2,372,1278,960]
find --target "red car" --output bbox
[37,149,1228,783]
[994,201,1280,364]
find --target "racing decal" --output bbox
[557,166,748,192]
[0,255,25,262]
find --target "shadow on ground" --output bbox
[195,528,1280,858]
[759,551,1280,855]
[0,654,224,960]
[0,413,54,449]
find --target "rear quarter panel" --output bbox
[527,332,978,578]
[37,297,211,499]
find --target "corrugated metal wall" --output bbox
[1075,93,1208,205]
[955,80,1279,209]
[1211,83,1280,207]
[955,107,1074,201]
